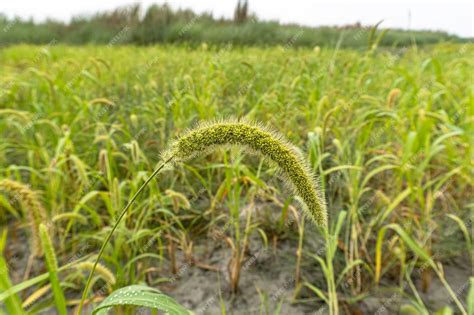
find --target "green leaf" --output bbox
[446,214,472,247]
[92,285,191,315]
[377,188,412,224]
[0,254,92,302]
[303,282,329,304]
[0,229,25,315]
[468,278,474,315]
[434,306,454,315]
[376,223,434,283]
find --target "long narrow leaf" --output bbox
[92,285,191,315]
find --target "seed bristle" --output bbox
[164,118,328,227]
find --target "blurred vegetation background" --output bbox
[0,2,470,48]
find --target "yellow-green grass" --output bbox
[0,43,472,314]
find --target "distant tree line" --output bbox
[0,3,468,47]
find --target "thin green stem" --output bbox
[433,267,467,315]
[77,157,173,314]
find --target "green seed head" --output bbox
[39,223,58,272]
[0,179,48,256]
[164,119,327,227]
[76,261,116,287]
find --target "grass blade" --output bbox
[0,229,25,315]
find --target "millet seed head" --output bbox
[164,118,327,227]
[0,179,48,256]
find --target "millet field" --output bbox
[0,43,473,314]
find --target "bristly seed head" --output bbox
[164,119,327,227]
[0,179,48,256]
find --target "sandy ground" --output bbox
[4,223,472,314]
[160,238,320,314]
[157,231,472,315]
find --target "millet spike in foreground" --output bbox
[164,119,328,227]
[78,118,327,314]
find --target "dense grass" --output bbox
[0,43,473,314]
[0,4,468,48]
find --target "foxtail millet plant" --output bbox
[76,261,116,288]
[39,223,67,315]
[0,179,48,257]
[78,118,327,313]
[164,119,328,226]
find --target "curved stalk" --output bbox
[77,157,173,314]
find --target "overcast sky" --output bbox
[2,0,473,37]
